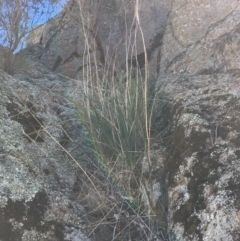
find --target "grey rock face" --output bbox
[158,1,240,240]
[0,48,90,240]
[36,0,97,79]
[26,24,45,46]
[160,74,240,241]
[13,0,240,240]
[27,0,170,79]
[159,0,239,76]
[93,0,170,75]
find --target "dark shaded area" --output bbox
[6,101,44,142]
[40,221,65,241]
[0,191,66,240]
[52,55,63,71]
[226,178,240,209]
[167,127,223,237]
[148,32,164,59]
[0,221,20,241]
[165,126,186,187]
[3,200,25,221]
[0,199,25,241]
[91,29,105,65]
[185,215,201,236]
[0,146,6,164]
[197,68,222,75]
[54,51,82,73]
[128,52,146,69]
[127,32,164,69]
[25,192,48,228]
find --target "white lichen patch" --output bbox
[177,113,208,126]
[0,195,8,208]
[22,229,51,241]
[44,194,84,226]
[0,160,42,202]
[185,153,197,172]
[215,171,234,189]
[178,153,197,177]
[64,226,90,241]
[9,219,24,230]
[173,154,197,186]
[142,155,150,173]
[177,113,209,137]
[219,147,237,165]
[142,146,165,174]
[141,180,161,209]
[169,184,190,210]
[169,222,186,241]
[198,190,238,241]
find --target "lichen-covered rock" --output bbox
[11,0,240,240]
[27,0,170,79]
[0,47,91,240]
[159,74,240,241]
[156,1,240,240]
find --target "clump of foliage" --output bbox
[74,71,168,240]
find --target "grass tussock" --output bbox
[75,76,155,174]
[69,0,171,239]
[74,71,169,240]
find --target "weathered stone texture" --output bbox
[95,0,170,72]
[0,47,90,240]
[27,0,170,79]
[158,0,240,240]
[26,24,45,46]
[159,74,240,241]
[8,0,240,240]
[159,0,240,76]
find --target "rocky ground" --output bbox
[1,0,240,240]
[0,45,93,240]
